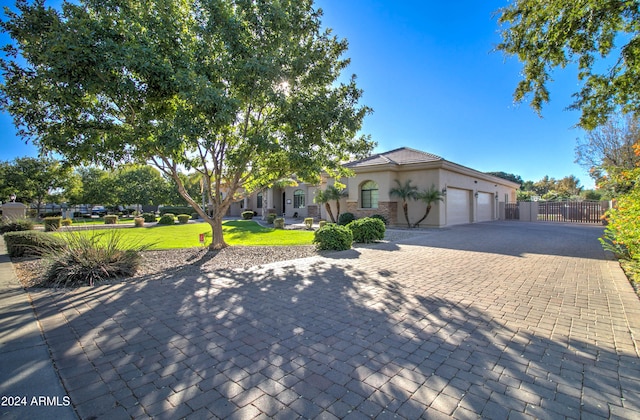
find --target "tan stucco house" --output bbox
[233,147,519,227]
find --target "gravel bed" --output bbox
[12,245,319,288]
[11,228,426,288]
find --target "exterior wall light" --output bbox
[474,192,479,198]
[441,187,447,196]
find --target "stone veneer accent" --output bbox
[346,201,398,226]
[307,204,319,220]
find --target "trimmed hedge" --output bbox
[242,211,254,220]
[313,224,353,251]
[304,218,314,229]
[44,216,62,232]
[159,206,193,216]
[142,213,157,223]
[158,213,176,225]
[267,213,277,224]
[61,218,73,227]
[348,217,386,243]
[177,214,191,224]
[274,217,285,229]
[104,215,119,224]
[370,214,388,225]
[0,219,34,234]
[4,231,67,257]
[338,212,356,226]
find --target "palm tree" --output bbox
[314,189,336,223]
[413,185,444,228]
[314,185,347,223]
[389,179,418,228]
[325,185,347,220]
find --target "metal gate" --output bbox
[505,201,609,224]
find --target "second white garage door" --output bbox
[446,188,471,225]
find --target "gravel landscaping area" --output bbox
[12,228,423,288]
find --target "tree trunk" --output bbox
[207,213,227,250]
[335,200,341,221]
[164,166,229,249]
[325,203,335,223]
[402,201,411,228]
[413,204,432,228]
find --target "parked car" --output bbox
[91,206,107,216]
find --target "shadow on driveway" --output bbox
[24,221,640,419]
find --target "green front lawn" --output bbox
[58,220,314,249]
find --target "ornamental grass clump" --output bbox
[44,229,153,287]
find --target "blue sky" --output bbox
[0,0,594,188]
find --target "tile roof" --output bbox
[346,147,443,168]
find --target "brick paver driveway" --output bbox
[29,221,640,419]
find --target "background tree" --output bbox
[70,167,116,208]
[389,179,418,228]
[497,1,640,129]
[0,157,74,215]
[485,172,523,186]
[114,164,171,212]
[1,0,373,249]
[412,185,444,228]
[575,114,640,197]
[164,172,204,208]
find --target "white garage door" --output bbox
[446,188,471,225]
[477,192,493,222]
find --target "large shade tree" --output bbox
[496,1,640,130]
[1,0,373,248]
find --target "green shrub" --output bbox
[370,214,388,225]
[274,217,285,229]
[348,217,386,243]
[104,215,119,224]
[313,224,353,251]
[142,213,157,223]
[43,229,152,287]
[4,231,66,257]
[177,214,191,224]
[134,217,145,227]
[44,216,62,232]
[318,220,327,229]
[0,218,34,234]
[242,211,254,220]
[159,206,193,216]
[191,213,199,219]
[267,213,277,224]
[338,212,356,226]
[61,218,73,227]
[304,218,314,229]
[158,213,176,225]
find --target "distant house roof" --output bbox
[345,147,443,168]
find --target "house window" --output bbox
[257,192,263,209]
[361,181,378,209]
[293,189,305,208]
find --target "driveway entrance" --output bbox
[22,221,640,419]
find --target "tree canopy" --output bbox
[1,0,373,248]
[0,156,75,212]
[496,0,640,129]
